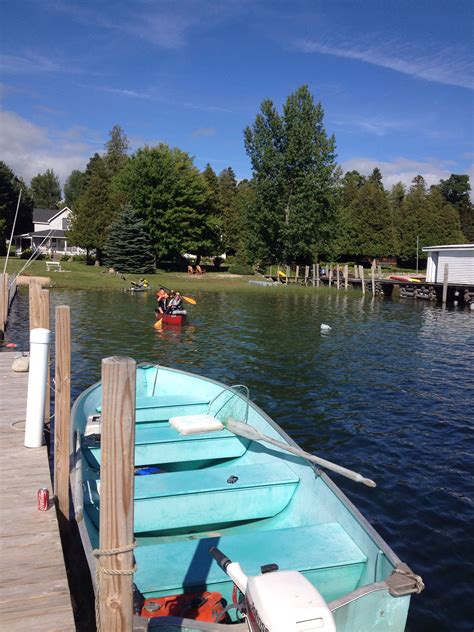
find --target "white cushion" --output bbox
[169,414,224,435]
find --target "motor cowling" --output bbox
[245,570,336,632]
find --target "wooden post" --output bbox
[304,265,309,285]
[312,263,316,288]
[377,265,382,278]
[328,266,332,287]
[354,265,358,279]
[286,265,290,285]
[371,264,375,295]
[336,264,340,290]
[54,306,71,534]
[29,280,42,330]
[269,265,273,277]
[0,274,7,334]
[442,263,449,303]
[295,265,299,284]
[98,357,136,631]
[316,263,320,288]
[344,264,348,290]
[359,265,365,294]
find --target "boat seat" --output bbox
[83,462,299,533]
[82,424,248,469]
[95,395,209,422]
[134,523,367,604]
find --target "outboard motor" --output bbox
[209,546,336,632]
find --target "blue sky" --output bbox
[1,0,473,193]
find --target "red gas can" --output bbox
[141,591,224,622]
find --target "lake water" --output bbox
[6,285,474,631]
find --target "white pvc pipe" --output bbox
[24,328,51,448]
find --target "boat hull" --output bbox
[71,364,420,631]
[162,313,187,326]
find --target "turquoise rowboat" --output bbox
[71,363,423,631]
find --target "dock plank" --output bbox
[0,353,75,631]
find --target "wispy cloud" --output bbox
[0,111,100,185]
[294,38,474,90]
[341,156,458,190]
[0,52,80,74]
[184,102,232,113]
[192,127,216,138]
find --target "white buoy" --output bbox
[320,324,332,331]
[24,328,51,448]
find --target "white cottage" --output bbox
[423,244,474,284]
[14,207,85,257]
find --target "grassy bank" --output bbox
[0,257,254,292]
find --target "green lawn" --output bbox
[0,257,253,292]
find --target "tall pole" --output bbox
[416,235,419,274]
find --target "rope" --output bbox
[93,542,137,631]
[393,567,425,593]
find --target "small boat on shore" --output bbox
[71,364,423,631]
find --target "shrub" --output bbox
[20,248,32,259]
[226,256,254,275]
[60,254,70,262]
[72,254,87,262]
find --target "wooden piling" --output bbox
[54,306,71,535]
[344,264,348,290]
[442,264,449,303]
[328,266,332,287]
[316,263,320,288]
[359,266,365,294]
[312,263,316,287]
[354,265,359,279]
[336,264,340,290]
[98,356,136,631]
[0,273,7,334]
[295,265,299,284]
[286,265,290,285]
[304,265,309,285]
[371,263,375,295]
[29,280,43,330]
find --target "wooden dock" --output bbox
[0,352,75,631]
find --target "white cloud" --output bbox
[191,127,216,138]
[0,111,99,187]
[294,38,474,90]
[341,156,459,190]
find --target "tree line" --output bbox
[1,85,472,269]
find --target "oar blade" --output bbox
[183,296,196,305]
[154,318,163,330]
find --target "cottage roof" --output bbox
[29,229,67,238]
[422,244,474,252]
[33,207,70,223]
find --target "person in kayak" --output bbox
[168,291,183,313]
[155,288,169,316]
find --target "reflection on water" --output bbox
[6,286,474,631]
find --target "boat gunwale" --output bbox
[70,363,403,589]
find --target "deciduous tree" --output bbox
[30,168,61,208]
[244,85,339,264]
[0,162,34,255]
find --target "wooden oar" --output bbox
[170,416,376,487]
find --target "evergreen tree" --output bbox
[244,85,339,264]
[344,179,397,258]
[104,125,130,177]
[103,204,154,273]
[398,176,428,262]
[113,144,217,262]
[64,170,86,209]
[67,154,111,257]
[218,167,238,252]
[367,167,384,189]
[233,179,257,263]
[439,174,473,241]
[30,168,61,208]
[0,162,34,255]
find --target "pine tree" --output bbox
[64,170,86,209]
[218,167,238,253]
[103,204,154,273]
